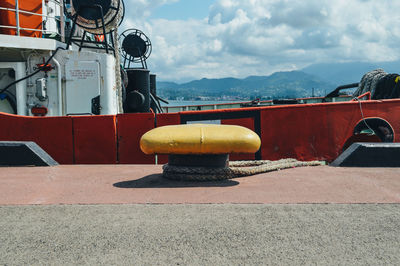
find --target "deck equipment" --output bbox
[119,28,152,69]
[65,0,125,53]
[119,28,154,112]
[140,124,323,181]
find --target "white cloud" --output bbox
[119,0,400,82]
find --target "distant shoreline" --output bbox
[161,100,245,107]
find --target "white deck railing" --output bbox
[0,0,65,41]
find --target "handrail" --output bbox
[15,0,19,35]
[0,7,56,18]
[326,83,359,98]
[0,0,64,39]
[352,91,371,101]
[0,25,46,32]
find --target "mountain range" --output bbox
[157,61,400,100]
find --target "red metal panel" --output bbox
[156,113,180,127]
[222,117,255,161]
[0,112,73,164]
[2,99,399,165]
[72,115,117,164]
[117,113,155,164]
[260,99,400,162]
[330,100,400,141]
[260,103,355,162]
[352,99,400,142]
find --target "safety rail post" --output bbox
[15,0,20,35]
[352,91,371,101]
[60,0,65,42]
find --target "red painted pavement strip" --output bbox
[0,165,399,205]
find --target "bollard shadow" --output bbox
[113,174,239,189]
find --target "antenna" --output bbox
[119,29,152,69]
[64,0,125,54]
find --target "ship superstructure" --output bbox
[0,0,128,116]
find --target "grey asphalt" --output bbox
[1,204,399,265]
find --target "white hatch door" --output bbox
[65,61,100,115]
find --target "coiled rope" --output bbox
[163,159,325,181]
[113,29,124,113]
[69,0,124,34]
[353,69,400,99]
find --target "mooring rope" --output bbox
[353,69,400,99]
[113,29,124,113]
[71,0,124,34]
[163,159,325,181]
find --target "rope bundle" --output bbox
[353,69,400,99]
[163,159,325,181]
[68,0,124,34]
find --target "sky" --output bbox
[122,0,400,82]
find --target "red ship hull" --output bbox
[1,99,399,164]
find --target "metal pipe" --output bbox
[0,6,60,19]
[15,0,20,36]
[326,83,359,98]
[26,52,37,90]
[0,7,43,16]
[51,56,63,116]
[0,25,50,32]
[13,62,27,115]
[352,91,371,101]
[60,0,65,42]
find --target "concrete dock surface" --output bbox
[1,165,399,264]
